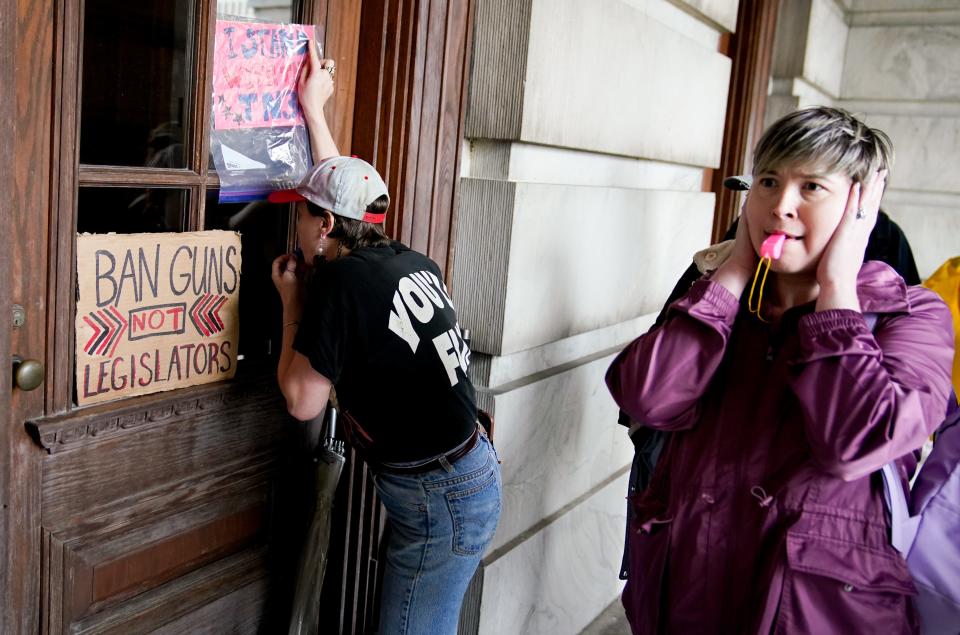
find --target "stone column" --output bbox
[766,0,850,126]
[453,1,737,632]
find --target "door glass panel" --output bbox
[208,0,297,366]
[78,187,189,234]
[217,1,295,21]
[204,192,289,364]
[79,0,193,167]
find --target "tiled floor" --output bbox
[579,600,630,635]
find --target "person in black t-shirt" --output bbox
[270,40,501,635]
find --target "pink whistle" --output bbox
[760,233,786,260]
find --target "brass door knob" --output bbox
[12,355,44,391]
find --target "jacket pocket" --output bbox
[622,510,672,635]
[775,533,919,634]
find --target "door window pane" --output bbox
[204,193,289,363]
[79,0,193,167]
[78,187,189,234]
[206,0,297,365]
[217,1,294,21]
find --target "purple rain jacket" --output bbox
[606,261,954,634]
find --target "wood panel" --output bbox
[352,0,476,280]
[317,2,479,630]
[0,0,17,627]
[29,373,306,633]
[48,0,82,412]
[426,0,473,274]
[322,0,363,154]
[4,0,56,631]
[68,548,270,634]
[31,379,285,527]
[150,576,269,635]
[711,0,780,242]
[15,0,54,421]
[87,505,264,604]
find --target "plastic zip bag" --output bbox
[210,18,316,202]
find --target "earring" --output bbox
[317,234,326,256]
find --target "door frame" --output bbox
[1,0,24,625]
[710,0,780,242]
[4,0,54,629]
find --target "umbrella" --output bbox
[288,407,346,635]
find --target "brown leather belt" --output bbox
[376,425,481,475]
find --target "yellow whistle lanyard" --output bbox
[748,257,772,323]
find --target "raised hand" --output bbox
[815,169,888,311]
[297,38,335,126]
[271,253,305,322]
[713,210,759,300]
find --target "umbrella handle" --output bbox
[324,406,337,440]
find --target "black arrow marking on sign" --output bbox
[89,311,110,355]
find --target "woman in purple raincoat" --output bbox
[606,107,954,634]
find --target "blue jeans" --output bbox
[374,433,502,634]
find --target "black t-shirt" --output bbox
[293,241,477,464]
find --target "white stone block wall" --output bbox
[767,0,960,280]
[454,1,735,632]
[840,7,960,279]
[766,0,849,127]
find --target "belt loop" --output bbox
[438,455,455,473]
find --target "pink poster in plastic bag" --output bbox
[210,19,317,202]
[212,21,315,130]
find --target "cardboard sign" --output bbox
[75,231,242,406]
[212,20,316,130]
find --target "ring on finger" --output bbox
[855,207,866,220]
[327,65,336,79]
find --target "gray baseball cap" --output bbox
[268,156,390,223]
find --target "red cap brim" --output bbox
[267,189,306,203]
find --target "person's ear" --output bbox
[321,210,336,235]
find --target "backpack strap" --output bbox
[865,312,925,555]
[880,463,921,554]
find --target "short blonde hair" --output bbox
[753,107,893,184]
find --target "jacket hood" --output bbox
[857,260,910,315]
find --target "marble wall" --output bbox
[767,0,960,279]
[842,5,960,278]
[455,0,737,632]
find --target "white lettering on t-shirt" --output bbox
[410,271,446,309]
[388,290,421,353]
[387,270,470,384]
[398,277,435,323]
[433,331,461,386]
[432,327,470,386]
[453,323,470,369]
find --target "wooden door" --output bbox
[4,0,475,631]
[1,0,32,631]
[7,0,363,632]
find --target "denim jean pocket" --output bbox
[445,459,501,556]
